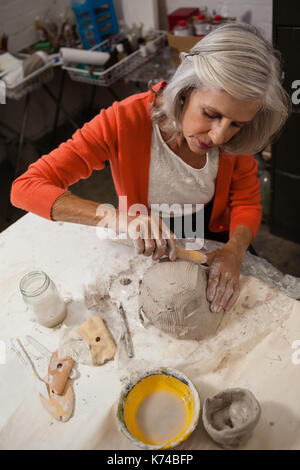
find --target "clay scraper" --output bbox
[11,338,49,399]
[175,245,207,265]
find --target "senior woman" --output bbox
[11,23,289,314]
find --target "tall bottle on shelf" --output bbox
[173,20,191,36]
[211,15,223,31]
[193,14,210,37]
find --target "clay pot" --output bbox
[202,388,261,449]
[139,260,224,340]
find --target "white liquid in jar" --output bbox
[20,272,67,328]
[30,288,67,327]
[136,390,188,444]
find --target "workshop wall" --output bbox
[115,0,159,30]
[0,0,71,52]
[164,0,273,40]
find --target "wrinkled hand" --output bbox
[96,204,177,261]
[206,246,243,313]
[127,212,177,261]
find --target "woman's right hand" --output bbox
[97,204,177,261]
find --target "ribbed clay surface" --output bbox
[139,260,224,340]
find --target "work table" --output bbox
[0,213,300,450]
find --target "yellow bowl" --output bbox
[117,368,200,450]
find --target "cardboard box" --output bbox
[168,7,200,31]
[167,33,201,65]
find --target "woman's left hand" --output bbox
[205,245,243,313]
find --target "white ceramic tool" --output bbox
[25,335,77,380]
[11,338,49,400]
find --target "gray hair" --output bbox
[151,22,290,154]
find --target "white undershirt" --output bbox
[148,124,219,217]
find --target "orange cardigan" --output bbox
[11,82,262,238]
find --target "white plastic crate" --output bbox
[5,63,54,100]
[62,31,167,87]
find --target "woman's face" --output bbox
[181,88,261,155]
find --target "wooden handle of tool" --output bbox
[176,245,207,265]
[48,352,74,395]
[40,377,74,422]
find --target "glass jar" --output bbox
[20,271,67,328]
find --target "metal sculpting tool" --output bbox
[119,303,134,358]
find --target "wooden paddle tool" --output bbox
[48,352,74,395]
[175,245,208,265]
[78,315,117,366]
[39,377,74,422]
[26,335,74,396]
[11,338,74,422]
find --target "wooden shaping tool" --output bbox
[78,315,117,366]
[176,245,207,265]
[48,352,74,395]
[39,378,74,422]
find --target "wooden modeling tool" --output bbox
[78,315,117,366]
[48,352,74,395]
[26,335,75,395]
[175,245,207,265]
[11,337,74,422]
[39,377,74,422]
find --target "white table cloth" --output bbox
[0,213,299,450]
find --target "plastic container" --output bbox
[117,368,200,450]
[5,62,54,100]
[116,43,126,61]
[62,30,166,86]
[193,14,210,37]
[173,20,191,37]
[71,0,118,50]
[211,15,223,31]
